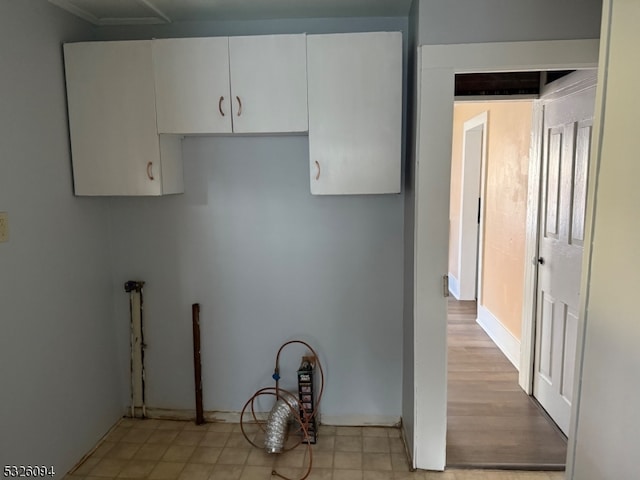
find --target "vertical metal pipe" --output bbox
[127,290,135,418]
[192,303,204,425]
[139,284,146,419]
[125,281,146,418]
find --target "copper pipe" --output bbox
[192,303,204,425]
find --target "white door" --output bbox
[229,34,308,134]
[533,73,596,434]
[457,112,487,301]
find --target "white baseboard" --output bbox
[448,274,461,299]
[127,408,399,427]
[129,408,269,423]
[319,415,401,427]
[476,305,521,370]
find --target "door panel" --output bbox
[538,292,554,381]
[562,309,579,403]
[545,129,562,239]
[571,122,593,245]
[533,77,596,434]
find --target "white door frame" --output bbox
[411,39,599,471]
[520,70,598,397]
[455,112,488,301]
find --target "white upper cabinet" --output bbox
[154,34,308,135]
[228,34,308,133]
[63,32,401,196]
[307,32,402,195]
[153,37,232,134]
[64,41,183,196]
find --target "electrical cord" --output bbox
[240,340,325,480]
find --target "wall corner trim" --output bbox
[400,419,416,470]
[448,273,460,299]
[476,305,521,370]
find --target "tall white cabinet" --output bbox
[307,32,403,195]
[64,41,183,196]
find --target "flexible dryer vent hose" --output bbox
[264,393,299,454]
[240,340,325,480]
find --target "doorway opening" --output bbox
[446,70,596,468]
[446,93,566,469]
[409,39,599,471]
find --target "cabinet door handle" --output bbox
[146,161,154,181]
[236,96,242,116]
[218,96,225,116]
[314,160,321,180]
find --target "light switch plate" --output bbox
[0,212,8,242]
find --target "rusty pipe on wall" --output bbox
[192,303,204,425]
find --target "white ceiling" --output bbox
[48,0,413,25]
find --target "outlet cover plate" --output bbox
[0,212,8,242]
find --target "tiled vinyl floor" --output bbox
[65,419,564,480]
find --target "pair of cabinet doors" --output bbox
[154,35,308,134]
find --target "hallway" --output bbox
[446,299,567,469]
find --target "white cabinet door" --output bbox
[229,34,308,133]
[64,41,182,196]
[307,32,402,195]
[153,37,232,134]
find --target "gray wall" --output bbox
[107,137,405,420]
[101,16,408,420]
[0,0,122,473]
[571,0,640,478]
[418,0,602,45]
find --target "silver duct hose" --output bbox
[240,340,325,480]
[264,392,299,454]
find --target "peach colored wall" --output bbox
[449,101,532,339]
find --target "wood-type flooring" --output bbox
[446,298,567,469]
